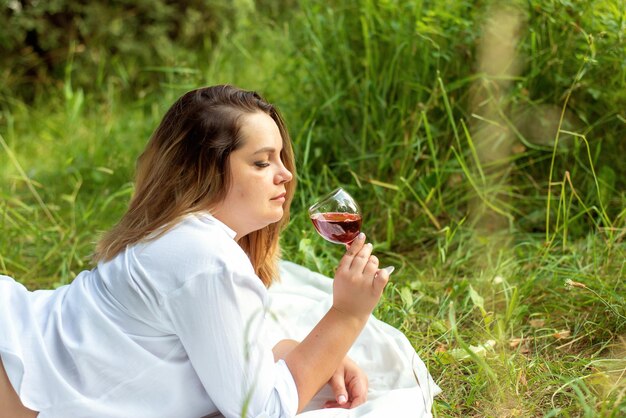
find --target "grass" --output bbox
[1,0,625,416]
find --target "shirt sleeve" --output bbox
[162,262,299,418]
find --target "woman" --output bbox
[0,85,390,418]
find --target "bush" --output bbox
[0,0,238,100]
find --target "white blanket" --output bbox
[266,261,441,417]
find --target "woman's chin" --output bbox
[250,216,283,234]
[269,210,285,224]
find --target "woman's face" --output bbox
[212,112,293,240]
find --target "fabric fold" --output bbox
[266,261,441,417]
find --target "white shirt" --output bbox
[0,213,299,418]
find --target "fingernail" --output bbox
[338,395,347,404]
[382,266,395,275]
[357,232,365,241]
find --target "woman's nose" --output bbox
[276,164,293,184]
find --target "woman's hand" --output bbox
[282,232,389,412]
[324,356,368,409]
[332,233,389,321]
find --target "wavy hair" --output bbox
[94,85,296,286]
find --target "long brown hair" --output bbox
[94,85,296,286]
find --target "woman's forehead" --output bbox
[238,112,283,151]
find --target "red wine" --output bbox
[310,212,362,244]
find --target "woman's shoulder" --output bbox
[166,212,235,245]
[127,213,254,288]
[144,213,240,258]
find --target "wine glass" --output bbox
[308,188,362,245]
[309,187,395,274]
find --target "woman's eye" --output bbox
[255,161,270,168]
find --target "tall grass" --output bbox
[1,0,625,415]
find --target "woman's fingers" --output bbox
[333,231,389,319]
[341,233,376,274]
[347,379,368,408]
[373,267,390,294]
[344,358,368,409]
[381,265,395,275]
[346,233,365,256]
[324,357,369,410]
[362,254,379,278]
[327,369,348,406]
[338,233,366,272]
[349,242,373,272]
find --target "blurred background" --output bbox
[1,0,625,415]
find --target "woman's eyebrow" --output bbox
[252,147,277,155]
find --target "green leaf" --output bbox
[468,284,486,315]
[400,286,414,313]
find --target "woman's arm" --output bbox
[281,233,389,412]
[164,261,301,417]
[272,339,299,362]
